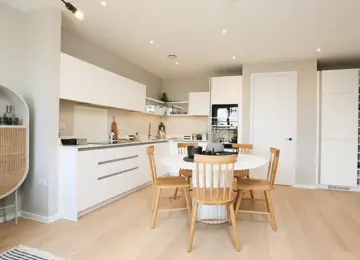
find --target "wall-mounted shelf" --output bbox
[145,97,185,110]
[0,125,28,128]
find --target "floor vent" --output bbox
[327,185,350,191]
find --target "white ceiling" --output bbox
[3,0,360,79]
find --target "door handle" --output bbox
[287,138,293,141]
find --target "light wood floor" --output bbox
[1,186,360,260]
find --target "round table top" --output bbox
[160,154,267,171]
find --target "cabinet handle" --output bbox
[98,155,139,165]
[98,166,139,180]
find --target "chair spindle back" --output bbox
[232,143,253,154]
[194,154,237,202]
[177,143,198,154]
[267,148,280,185]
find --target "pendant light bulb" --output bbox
[74,10,84,20]
[61,0,84,20]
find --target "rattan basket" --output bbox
[0,127,27,198]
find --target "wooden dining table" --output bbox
[160,153,267,224]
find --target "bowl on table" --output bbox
[187,146,203,158]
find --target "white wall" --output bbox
[242,60,318,185]
[0,3,24,220]
[0,2,61,219]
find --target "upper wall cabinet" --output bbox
[322,69,359,94]
[188,92,210,116]
[60,53,146,112]
[211,76,242,104]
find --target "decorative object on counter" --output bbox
[187,146,203,159]
[61,138,88,146]
[135,132,140,141]
[109,131,115,144]
[111,116,118,141]
[158,122,166,139]
[0,84,30,226]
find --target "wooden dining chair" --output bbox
[234,147,280,231]
[232,144,255,201]
[173,142,198,199]
[188,154,240,252]
[147,146,192,229]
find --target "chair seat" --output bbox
[153,176,189,188]
[237,178,274,191]
[234,170,249,178]
[192,188,233,205]
[179,169,192,178]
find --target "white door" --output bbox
[250,72,297,185]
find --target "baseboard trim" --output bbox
[292,184,360,192]
[20,211,59,223]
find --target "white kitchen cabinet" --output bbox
[211,76,242,105]
[321,94,358,139]
[58,142,169,221]
[322,69,359,94]
[320,69,359,187]
[188,92,210,116]
[320,139,357,186]
[60,53,146,112]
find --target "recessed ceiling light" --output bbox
[150,40,154,44]
[232,56,236,59]
[316,48,321,52]
[222,29,227,34]
[168,54,177,60]
[176,61,179,65]
[100,1,107,6]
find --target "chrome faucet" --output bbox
[148,123,152,140]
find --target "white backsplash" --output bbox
[59,100,209,141]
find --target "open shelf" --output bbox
[0,125,28,128]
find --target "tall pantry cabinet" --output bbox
[320,69,359,187]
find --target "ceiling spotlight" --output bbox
[316,48,321,52]
[100,1,107,6]
[61,0,84,20]
[176,61,179,65]
[232,56,236,59]
[222,29,227,34]
[150,40,154,44]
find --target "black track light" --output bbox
[61,0,84,20]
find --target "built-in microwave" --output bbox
[211,104,238,148]
[211,104,238,127]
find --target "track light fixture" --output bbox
[61,0,84,20]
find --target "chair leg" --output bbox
[234,190,243,217]
[265,190,277,231]
[226,203,232,226]
[173,188,179,200]
[151,188,161,229]
[187,203,198,252]
[151,189,157,212]
[182,188,192,222]
[264,191,270,212]
[246,175,255,202]
[229,202,241,252]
